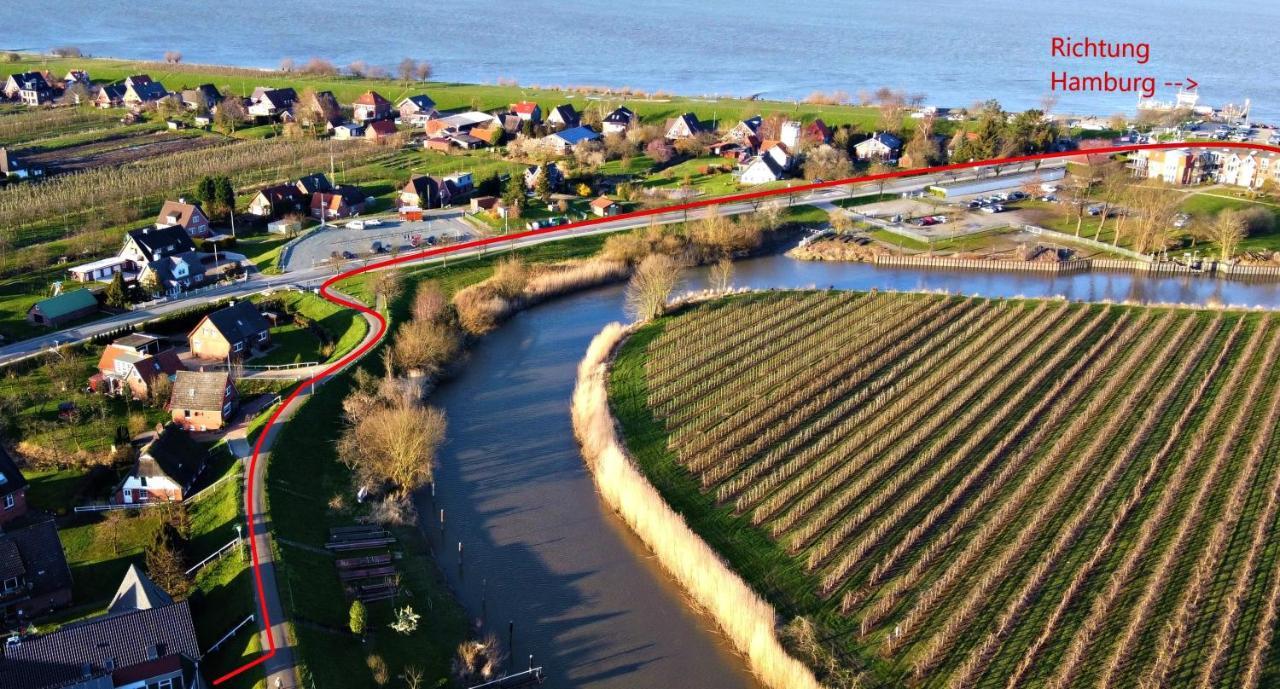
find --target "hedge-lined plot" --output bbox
[612,290,1280,688]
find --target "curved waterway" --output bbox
[417,254,1280,689]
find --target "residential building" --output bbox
[739,155,786,185]
[123,79,169,107]
[590,196,620,217]
[62,70,90,88]
[137,252,210,296]
[295,172,334,198]
[3,72,53,105]
[93,82,127,108]
[364,119,398,142]
[90,334,183,400]
[853,132,903,161]
[0,147,42,179]
[425,111,498,136]
[1215,151,1280,190]
[332,123,364,140]
[169,370,238,431]
[0,568,203,689]
[67,256,132,283]
[0,447,29,526]
[780,120,802,149]
[179,84,222,112]
[542,125,602,154]
[247,184,306,218]
[400,173,472,209]
[760,140,794,170]
[124,75,153,88]
[1131,148,1210,185]
[726,116,762,144]
[665,112,703,140]
[802,119,833,146]
[602,106,636,135]
[0,517,73,621]
[121,225,199,265]
[247,87,297,119]
[188,301,271,361]
[524,163,563,191]
[397,95,437,125]
[311,185,368,220]
[295,89,343,130]
[510,101,542,123]
[155,199,212,238]
[117,425,207,504]
[352,90,392,122]
[26,289,98,328]
[546,104,580,130]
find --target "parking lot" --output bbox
[282,212,476,271]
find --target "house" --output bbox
[62,69,90,88]
[0,517,73,621]
[665,113,703,140]
[524,163,563,191]
[397,95,437,125]
[123,79,169,107]
[0,446,29,526]
[3,72,52,105]
[188,300,271,361]
[353,90,392,122]
[90,334,184,400]
[311,185,368,219]
[760,140,794,170]
[247,87,297,119]
[854,132,903,161]
[121,225,199,265]
[26,289,98,328]
[590,196,620,217]
[739,155,786,185]
[295,172,334,198]
[67,256,133,283]
[179,83,222,112]
[0,568,202,689]
[400,174,470,209]
[447,132,485,149]
[498,113,524,135]
[118,424,207,504]
[169,370,238,431]
[470,196,502,214]
[155,199,212,238]
[469,125,502,146]
[93,82,127,108]
[267,218,303,235]
[332,122,365,140]
[510,101,542,123]
[546,104,580,130]
[137,251,209,295]
[248,184,307,217]
[542,125,602,154]
[802,119,832,146]
[602,106,636,135]
[0,147,41,179]
[425,136,453,153]
[364,119,398,142]
[1215,151,1279,190]
[124,74,152,87]
[297,89,343,129]
[726,116,762,144]
[780,120,802,149]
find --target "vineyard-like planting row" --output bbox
[612,290,1280,688]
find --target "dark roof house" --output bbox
[0,446,28,525]
[108,564,173,615]
[0,517,74,621]
[122,225,199,263]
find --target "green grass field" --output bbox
[609,292,1280,688]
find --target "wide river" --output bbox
[417,253,1280,689]
[3,0,1277,121]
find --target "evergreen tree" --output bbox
[104,272,129,309]
[502,174,525,213]
[195,176,217,208]
[213,177,236,218]
[349,600,368,638]
[534,168,552,202]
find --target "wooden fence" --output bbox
[874,254,1092,274]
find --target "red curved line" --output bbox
[213,140,1280,684]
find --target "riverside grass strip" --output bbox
[610,290,1280,687]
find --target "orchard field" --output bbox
[608,290,1280,688]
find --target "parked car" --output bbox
[346,220,366,230]
[341,250,356,260]
[364,218,382,228]
[980,204,1005,214]
[1008,191,1028,201]
[370,241,386,253]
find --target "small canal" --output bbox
[417,254,1280,689]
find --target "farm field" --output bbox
[609,290,1280,688]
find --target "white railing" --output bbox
[186,536,243,576]
[206,614,256,654]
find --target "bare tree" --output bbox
[337,397,447,496]
[347,60,369,77]
[279,57,295,72]
[392,319,460,377]
[709,257,734,292]
[1207,209,1247,261]
[372,270,404,305]
[414,60,433,81]
[397,58,417,83]
[625,254,679,321]
[163,50,182,64]
[400,665,426,689]
[411,281,448,323]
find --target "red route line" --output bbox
[212,140,1280,684]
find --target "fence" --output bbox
[1023,225,1151,262]
[74,462,242,512]
[206,614,256,655]
[874,254,1092,274]
[186,536,243,576]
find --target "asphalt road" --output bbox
[0,160,1057,370]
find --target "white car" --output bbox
[363,218,382,227]
[345,220,365,230]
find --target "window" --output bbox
[3,577,17,592]
[3,495,12,510]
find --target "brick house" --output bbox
[248,184,307,218]
[352,90,392,122]
[0,517,73,622]
[0,446,29,526]
[312,185,368,220]
[155,199,212,238]
[169,370,238,431]
[188,301,271,361]
[90,333,184,400]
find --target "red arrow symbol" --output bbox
[1186,76,1199,90]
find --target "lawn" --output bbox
[235,233,293,274]
[252,290,369,366]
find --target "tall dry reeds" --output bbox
[453,257,631,334]
[571,323,824,689]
